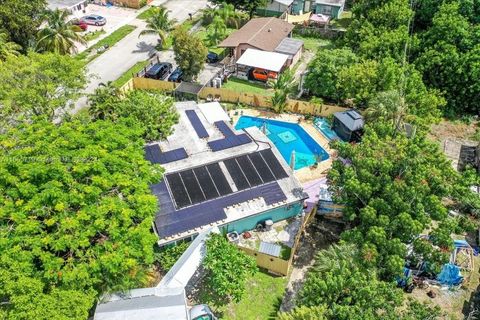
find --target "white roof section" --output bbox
[47,0,85,10]
[94,287,188,320]
[198,102,230,124]
[316,0,345,6]
[275,0,294,5]
[236,49,289,72]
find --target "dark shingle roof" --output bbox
[334,110,364,132]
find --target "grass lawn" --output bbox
[76,25,136,64]
[112,59,151,87]
[136,6,156,20]
[194,27,234,57]
[223,78,273,96]
[293,35,333,52]
[84,29,106,41]
[202,271,287,320]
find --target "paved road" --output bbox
[73,0,209,113]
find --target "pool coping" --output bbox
[230,109,334,183]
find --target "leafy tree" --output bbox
[277,306,328,320]
[172,27,208,81]
[154,241,190,272]
[328,124,459,278]
[304,48,358,101]
[0,32,21,60]
[89,89,179,142]
[139,6,177,50]
[0,51,86,124]
[202,233,257,304]
[210,0,267,18]
[0,0,46,50]
[0,118,162,319]
[36,9,86,55]
[415,2,480,116]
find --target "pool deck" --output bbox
[230,109,334,183]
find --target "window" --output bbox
[322,5,332,15]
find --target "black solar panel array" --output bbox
[153,181,287,238]
[185,110,209,138]
[215,121,235,137]
[166,163,232,209]
[208,133,251,152]
[144,145,188,164]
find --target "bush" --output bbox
[154,241,191,272]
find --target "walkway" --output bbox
[72,0,209,113]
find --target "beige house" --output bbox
[219,17,295,60]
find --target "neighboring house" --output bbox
[315,0,345,18]
[92,0,153,9]
[257,0,294,17]
[274,37,304,67]
[219,17,294,60]
[292,0,345,19]
[47,0,88,15]
[332,110,364,142]
[144,101,307,246]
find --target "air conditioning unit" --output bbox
[227,231,239,244]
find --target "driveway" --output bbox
[73,0,209,113]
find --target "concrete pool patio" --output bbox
[230,108,334,183]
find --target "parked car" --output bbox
[145,62,173,80]
[168,67,183,82]
[70,18,88,31]
[80,14,107,26]
[206,52,220,63]
[189,304,217,320]
[248,68,278,82]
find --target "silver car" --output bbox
[189,304,217,320]
[81,14,106,26]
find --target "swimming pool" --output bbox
[235,116,329,170]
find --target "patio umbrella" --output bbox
[261,122,267,135]
[290,150,296,170]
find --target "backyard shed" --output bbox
[236,49,290,73]
[257,0,294,17]
[274,38,304,67]
[332,110,364,142]
[315,0,345,18]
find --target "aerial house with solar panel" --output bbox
[144,101,308,246]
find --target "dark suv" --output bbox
[144,62,173,80]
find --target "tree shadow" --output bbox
[133,41,156,54]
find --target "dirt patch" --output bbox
[429,120,479,145]
[280,218,344,312]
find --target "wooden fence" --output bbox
[238,206,317,276]
[123,77,349,117]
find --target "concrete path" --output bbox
[72,0,208,113]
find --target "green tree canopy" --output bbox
[0,0,46,50]
[0,117,162,319]
[0,51,86,125]
[0,32,21,60]
[328,124,460,277]
[172,27,208,81]
[202,233,257,304]
[88,88,179,142]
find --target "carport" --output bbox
[235,48,290,77]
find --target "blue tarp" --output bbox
[437,263,463,286]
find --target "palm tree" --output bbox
[88,82,122,120]
[36,9,86,55]
[365,90,408,134]
[206,16,227,46]
[270,70,296,113]
[0,32,21,60]
[139,6,177,50]
[217,3,243,29]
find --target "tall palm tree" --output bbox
[88,82,122,120]
[36,9,86,55]
[217,3,243,29]
[139,6,177,50]
[365,90,408,134]
[0,32,21,60]
[206,16,227,46]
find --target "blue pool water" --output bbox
[235,116,329,170]
[313,118,341,141]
